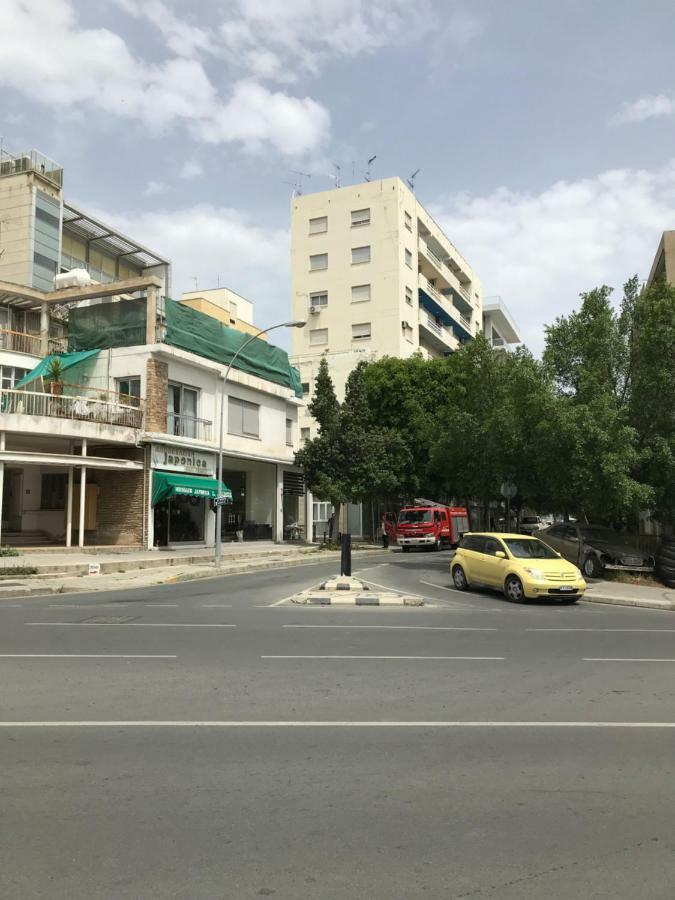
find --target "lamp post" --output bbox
[214,319,306,566]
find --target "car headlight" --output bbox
[523,567,545,581]
[574,567,583,579]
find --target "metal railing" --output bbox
[458,283,472,303]
[491,336,506,348]
[0,387,144,429]
[0,328,41,356]
[459,312,473,331]
[425,315,442,336]
[167,413,213,442]
[47,335,69,354]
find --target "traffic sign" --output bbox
[213,495,231,507]
[500,482,517,500]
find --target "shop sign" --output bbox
[151,443,216,476]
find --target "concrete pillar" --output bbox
[305,488,314,544]
[40,302,50,356]
[0,432,5,547]
[274,465,284,544]
[78,439,87,549]
[66,465,73,548]
[146,285,158,345]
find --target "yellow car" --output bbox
[450,532,586,603]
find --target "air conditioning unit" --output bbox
[309,306,320,315]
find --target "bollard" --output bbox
[340,533,352,576]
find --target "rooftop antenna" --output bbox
[192,276,198,290]
[283,178,301,197]
[364,155,377,182]
[330,163,341,188]
[407,168,420,192]
[290,170,312,194]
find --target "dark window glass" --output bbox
[41,473,66,510]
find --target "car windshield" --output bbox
[522,517,539,524]
[504,538,559,559]
[398,510,432,524]
[580,527,622,544]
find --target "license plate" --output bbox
[558,586,574,592]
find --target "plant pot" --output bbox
[50,382,63,396]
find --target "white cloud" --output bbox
[0,0,329,157]
[144,180,168,197]
[432,161,675,352]
[611,93,675,124]
[179,160,204,180]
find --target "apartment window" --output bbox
[309,216,328,235]
[352,322,371,341]
[33,251,58,273]
[228,397,260,438]
[310,253,328,271]
[0,365,29,389]
[351,208,370,227]
[402,322,414,343]
[168,382,199,438]
[41,473,67,510]
[286,418,293,446]
[301,381,310,395]
[351,245,371,265]
[405,285,413,306]
[116,377,141,399]
[309,291,328,309]
[404,211,412,232]
[301,427,310,443]
[405,248,413,268]
[309,328,328,346]
[351,284,371,303]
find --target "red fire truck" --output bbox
[395,499,469,552]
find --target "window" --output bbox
[116,377,141,400]
[301,427,310,443]
[310,291,328,309]
[313,501,332,522]
[309,328,328,346]
[230,301,238,318]
[352,322,371,341]
[351,284,371,303]
[301,381,310,395]
[0,366,29,389]
[405,248,413,268]
[460,535,486,552]
[405,286,413,306]
[33,251,58,273]
[351,208,370,227]
[168,382,199,438]
[41,473,67,510]
[286,418,293,446]
[402,322,414,343]
[228,397,260,438]
[483,538,505,557]
[310,253,328,271]
[351,245,371,265]
[404,211,412,231]
[309,216,328,234]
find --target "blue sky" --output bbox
[2,0,675,350]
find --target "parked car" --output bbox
[450,533,586,603]
[536,523,655,579]
[520,515,543,535]
[655,536,675,588]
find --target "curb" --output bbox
[292,593,424,606]
[583,592,675,611]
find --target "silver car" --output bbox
[537,523,655,579]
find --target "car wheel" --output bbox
[504,575,527,603]
[452,565,468,591]
[583,554,603,579]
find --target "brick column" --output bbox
[145,357,168,433]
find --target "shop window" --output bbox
[228,397,260,438]
[41,473,67,510]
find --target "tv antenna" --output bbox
[329,163,341,188]
[407,168,420,192]
[192,276,198,290]
[283,179,302,197]
[364,155,377,182]
[290,170,312,195]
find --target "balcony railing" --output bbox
[1,386,144,429]
[167,413,213,442]
[0,328,42,356]
[425,315,442,336]
[491,336,506,348]
[48,335,69,354]
[458,283,472,303]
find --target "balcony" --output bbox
[167,413,213,442]
[1,385,144,429]
[0,328,42,357]
[418,307,457,354]
[418,280,473,343]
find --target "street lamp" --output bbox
[215,319,307,565]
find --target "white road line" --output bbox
[358,578,424,598]
[529,628,675,633]
[353,564,389,574]
[146,604,179,608]
[0,605,22,608]
[261,654,504,660]
[48,603,131,609]
[583,658,675,663]
[267,593,299,607]
[281,624,497,631]
[2,721,675,728]
[201,604,232,608]
[0,654,176,659]
[26,622,236,628]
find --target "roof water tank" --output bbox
[53,269,93,290]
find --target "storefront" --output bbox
[150,443,230,547]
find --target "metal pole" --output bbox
[215,320,305,567]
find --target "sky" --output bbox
[2,0,675,351]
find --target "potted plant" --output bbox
[46,358,64,396]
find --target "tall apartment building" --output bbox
[646,231,675,287]
[290,177,484,437]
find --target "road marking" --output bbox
[2,721,675,728]
[529,628,675,633]
[0,654,176,659]
[583,658,675,663]
[353,564,389,574]
[26,622,236,628]
[266,592,302,607]
[201,604,232,608]
[146,604,179,608]
[0,605,22,609]
[281,624,497,631]
[261,654,504,660]
[358,578,424,599]
[48,603,131,609]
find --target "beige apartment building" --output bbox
[290,177,503,439]
[646,230,675,287]
[181,286,266,339]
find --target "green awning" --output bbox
[15,349,101,387]
[151,471,232,507]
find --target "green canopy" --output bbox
[151,471,232,507]
[15,349,101,387]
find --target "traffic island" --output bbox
[290,575,424,606]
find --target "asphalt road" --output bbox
[2,549,675,899]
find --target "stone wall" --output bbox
[146,357,168,432]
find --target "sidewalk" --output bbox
[584,580,675,611]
